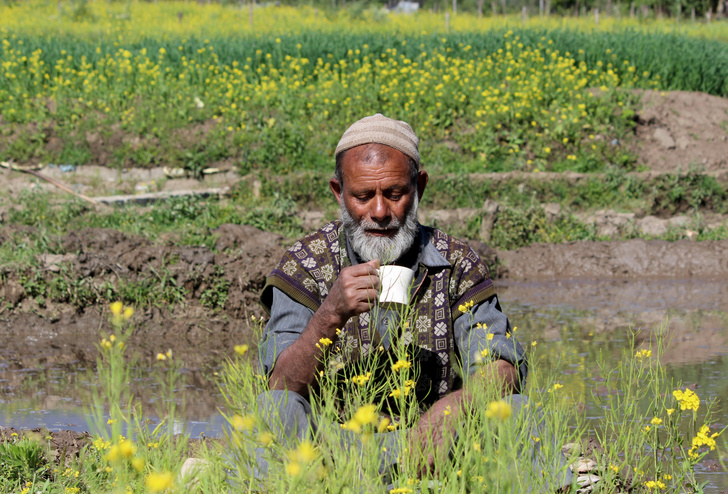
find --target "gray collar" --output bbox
[345,224,450,270]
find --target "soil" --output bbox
[1,224,287,375]
[0,426,91,467]
[2,223,728,380]
[498,238,728,280]
[2,84,728,381]
[633,90,728,173]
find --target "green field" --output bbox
[1,3,728,492]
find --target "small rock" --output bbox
[577,474,601,487]
[562,442,580,456]
[1,279,25,306]
[542,203,562,221]
[179,458,209,488]
[479,199,501,242]
[676,136,691,150]
[572,458,598,473]
[40,253,78,273]
[637,215,668,236]
[685,229,699,241]
[653,128,676,149]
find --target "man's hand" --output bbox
[268,260,380,396]
[408,359,519,477]
[410,390,463,478]
[317,260,380,328]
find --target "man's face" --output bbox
[330,143,428,263]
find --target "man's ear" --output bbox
[416,170,428,200]
[330,178,343,206]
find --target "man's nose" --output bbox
[370,195,391,224]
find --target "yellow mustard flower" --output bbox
[145,472,174,492]
[485,400,512,421]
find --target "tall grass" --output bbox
[0,308,724,492]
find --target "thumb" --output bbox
[367,259,381,270]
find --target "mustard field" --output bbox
[1,1,727,173]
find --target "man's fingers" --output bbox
[342,268,379,291]
[347,261,380,279]
[366,259,381,270]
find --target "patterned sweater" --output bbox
[261,221,500,406]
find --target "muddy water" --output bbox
[2,278,727,488]
[499,278,728,492]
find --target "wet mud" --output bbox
[2,225,728,381]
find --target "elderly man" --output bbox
[257,114,556,485]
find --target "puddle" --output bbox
[499,278,728,491]
[1,278,727,489]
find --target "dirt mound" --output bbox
[1,224,289,376]
[3,225,288,313]
[498,238,728,280]
[634,90,728,172]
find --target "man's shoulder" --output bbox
[421,224,482,267]
[285,220,343,252]
[261,220,343,314]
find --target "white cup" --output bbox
[377,266,416,305]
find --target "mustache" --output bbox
[341,195,419,264]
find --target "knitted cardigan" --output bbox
[261,220,497,404]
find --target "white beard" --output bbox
[341,195,420,264]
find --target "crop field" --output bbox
[1,2,728,493]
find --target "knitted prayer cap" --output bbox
[335,113,420,167]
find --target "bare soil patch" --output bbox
[498,238,728,280]
[0,427,91,466]
[3,223,728,378]
[633,90,728,172]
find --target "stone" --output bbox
[562,442,580,456]
[542,203,562,221]
[1,279,25,306]
[179,458,209,488]
[40,253,78,273]
[576,474,601,488]
[480,199,501,242]
[637,215,668,236]
[653,128,676,149]
[572,458,597,473]
[676,136,691,150]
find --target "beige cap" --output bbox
[335,113,420,166]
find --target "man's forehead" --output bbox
[340,144,411,182]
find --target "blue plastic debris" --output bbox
[47,164,76,172]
